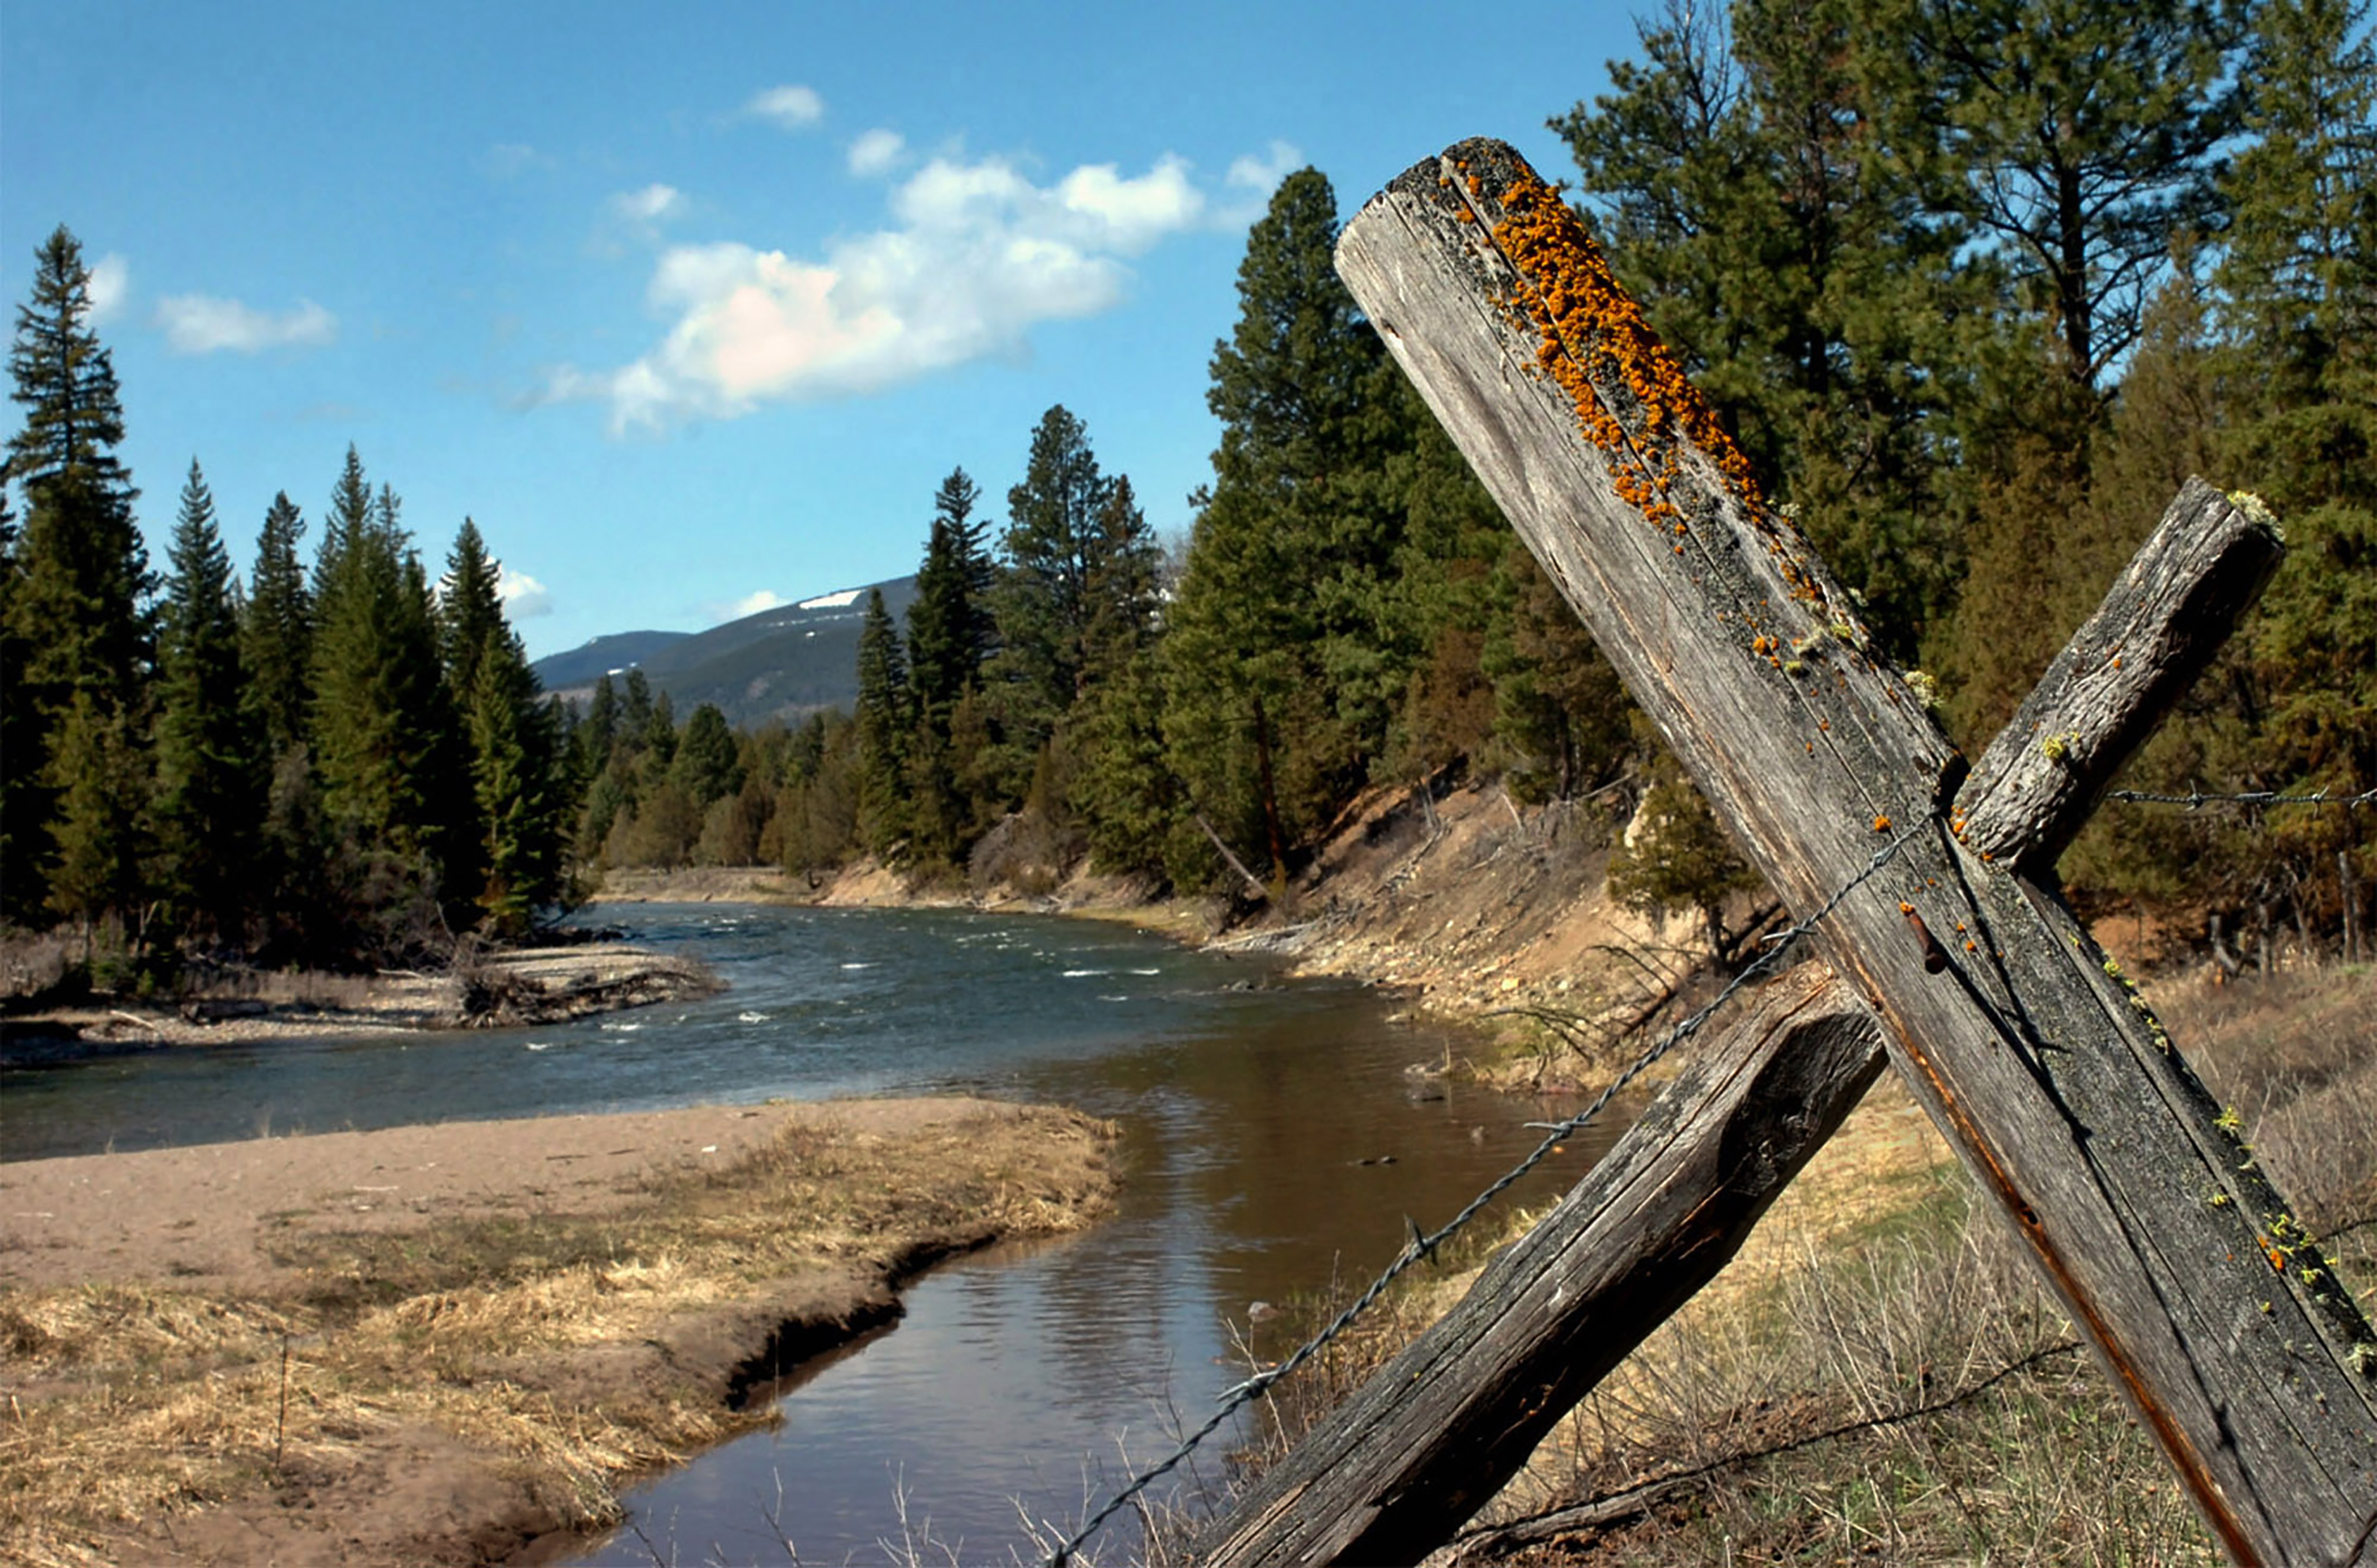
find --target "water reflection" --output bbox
[570,914,1618,1566]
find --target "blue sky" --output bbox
[2,2,1636,661]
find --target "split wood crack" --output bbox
[1199,139,2377,1568]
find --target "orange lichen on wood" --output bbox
[1486,168,1765,525]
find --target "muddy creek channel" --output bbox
[5,906,1622,1564]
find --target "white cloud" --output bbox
[498,564,552,618]
[609,183,687,240]
[86,254,130,325]
[848,128,906,177]
[1227,140,1304,194]
[155,295,338,355]
[746,84,823,129]
[719,589,786,621]
[547,151,1220,432]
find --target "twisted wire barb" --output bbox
[2105,785,2376,810]
[1042,818,1929,1566]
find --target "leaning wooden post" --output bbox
[1318,139,2376,1567]
[1200,478,2297,1566]
[1203,967,1883,1566]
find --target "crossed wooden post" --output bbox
[1203,140,2377,1568]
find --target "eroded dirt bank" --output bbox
[0,1097,1117,1567]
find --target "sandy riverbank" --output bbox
[0,1097,1118,1567]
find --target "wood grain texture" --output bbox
[1330,137,2377,1567]
[1200,966,1884,1567]
[1952,479,2284,869]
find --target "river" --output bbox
[4,905,1619,1564]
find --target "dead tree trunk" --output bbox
[1299,138,2376,1567]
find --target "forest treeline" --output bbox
[1,229,572,975]
[6,0,2371,982]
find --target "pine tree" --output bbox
[243,491,312,756]
[1608,750,1766,968]
[906,467,997,728]
[438,519,506,707]
[2206,0,2377,942]
[672,702,742,808]
[984,406,1117,794]
[154,459,265,945]
[1066,477,1173,874]
[853,587,912,854]
[621,667,655,746]
[1162,167,1410,886]
[1486,540,1634,803]
[3,226,149,923]
[42,690,148,937]
[464,634,565,935]
[902,467,998,865]
[1887,0,2245,391]
[308,462,460,909]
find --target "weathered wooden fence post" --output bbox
[1200,471,2310,1565]
[1208,138,2375,1567]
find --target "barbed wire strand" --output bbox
[1042,816,1929,1566]
[2105,785,2376,811]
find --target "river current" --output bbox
[3,905,1616,1564]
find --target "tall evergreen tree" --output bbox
[906,467,997,727]
[1067,477,1173,876]
[621,667,655,744]
[438,518,506,705]
[308,464,458,901]
[154,460,265,944]
[3,226,148,923]
[463,620,564,934]
[985,406,1117,788]
[902,468,998,868]
[853,587,912,854]
[672,702,743,808]
[1162,167,1411,885]
[243,491,312,756]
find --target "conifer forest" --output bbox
[5,0,2371,985]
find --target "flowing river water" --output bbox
[5,905,1622,1564]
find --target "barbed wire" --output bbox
[1040,812,1931,1566]
[2105,785,2376,810]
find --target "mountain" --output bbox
[532,577,920,729]
[528,631,692,692]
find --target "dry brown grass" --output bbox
[1216,966,2374,1568]
[0,1104,1116,1567]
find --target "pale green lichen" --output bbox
[2040,731,2081,762]
[1904,669,1940,710]
[2216,1105,2244,1132]
[2227,489,2284,540]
